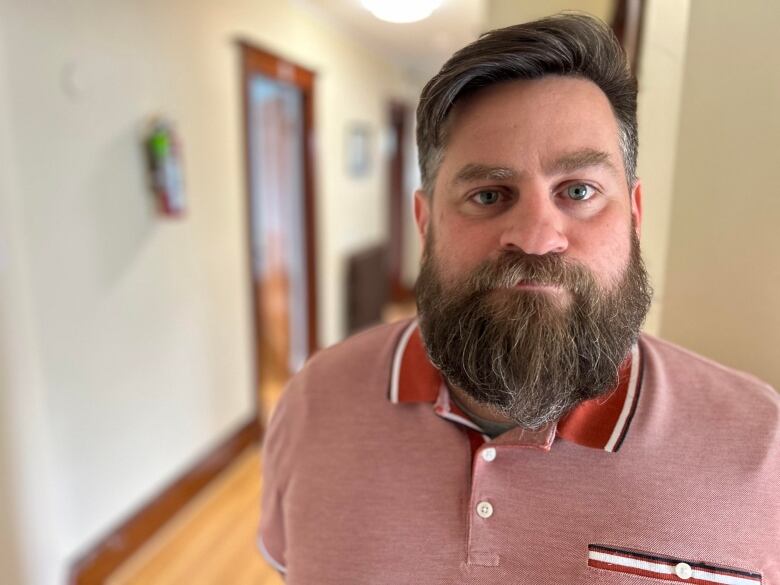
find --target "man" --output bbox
[260,14,779,584]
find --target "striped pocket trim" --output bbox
[587,545,762,585]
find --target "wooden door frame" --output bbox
[387,100,414,303]
[611,0,645,74]
[239,41,319,424]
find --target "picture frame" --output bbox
[346,123,372,177]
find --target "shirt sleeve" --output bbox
[258,384,296,577]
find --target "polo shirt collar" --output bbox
[389,320,642,453]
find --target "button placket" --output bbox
[467,445,501,567]
[475,449,496,519]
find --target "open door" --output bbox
[240,43,318,426]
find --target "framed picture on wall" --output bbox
[346,123,372,178]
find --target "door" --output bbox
[240,43,318,425]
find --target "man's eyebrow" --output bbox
[452,163,520,185]
[545,148,618,175]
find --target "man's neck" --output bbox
[447,383,516,437]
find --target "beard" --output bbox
[415,226,652,430]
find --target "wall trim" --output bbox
[68,417,260,585]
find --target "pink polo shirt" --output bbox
[259,319,780,584]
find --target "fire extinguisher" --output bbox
[146,118,186,217]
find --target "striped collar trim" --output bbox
[389,320,642,453]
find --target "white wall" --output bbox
[0,5,258,580]
[486,0,613,29]
[0,0,413,582]
[660,0,780,390]
[0,13,62,583]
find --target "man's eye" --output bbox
[566,183,595,201]
[474,190,502,205]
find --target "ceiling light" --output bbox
[360,0,444,24]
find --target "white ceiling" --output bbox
[293,0,615,83]
[294,0,487,83]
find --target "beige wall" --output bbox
[0,0,413,582]
[635,0,691,333]
[660,0,780,390]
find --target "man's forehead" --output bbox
[436,78,626,190]
[444,77,620,149]
[447,75,612,118]
[450,149,620,186]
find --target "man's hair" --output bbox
[416,13,638,195]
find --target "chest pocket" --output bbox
[587,544,762,584]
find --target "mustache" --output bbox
[463,251,596,294]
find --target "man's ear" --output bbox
[414,190,431,251]
[630,179,643,239]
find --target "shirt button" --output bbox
[476,501,494,519]
[675,562,693,580]
[481,447,497,462]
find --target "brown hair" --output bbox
[416,13,638,195]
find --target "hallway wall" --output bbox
[659,0,780,389]
[634,0,691,333]
[0,14,61,582]
[0,0,414,582]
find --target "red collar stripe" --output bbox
[389,321,440,404]
[556,344,640,452]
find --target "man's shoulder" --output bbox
[263,320,413,467]
[632,335,779,475]
[303,318,411,382]
[639,333,779,423]
[276,319,411,413]
[641,333,776,392]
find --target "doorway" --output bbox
[240,43,318,426]
[386,100,414,304]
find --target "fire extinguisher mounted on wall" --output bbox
[145,117,186,217]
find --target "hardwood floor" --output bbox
[109,445,283,585]
[107,315,420,584]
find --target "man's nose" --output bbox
[498,191,568,256]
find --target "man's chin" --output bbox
[463,386,573,431]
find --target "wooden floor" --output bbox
[108,311,418,584]
[108,445,283,585]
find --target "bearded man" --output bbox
[259,14,779,585]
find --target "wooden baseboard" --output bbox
[69,417,260,585]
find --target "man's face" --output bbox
[414,76,651,429]
[415,76,642,293]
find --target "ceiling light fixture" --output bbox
[360,0,444,24]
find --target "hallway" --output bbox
[3,2,779,583]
